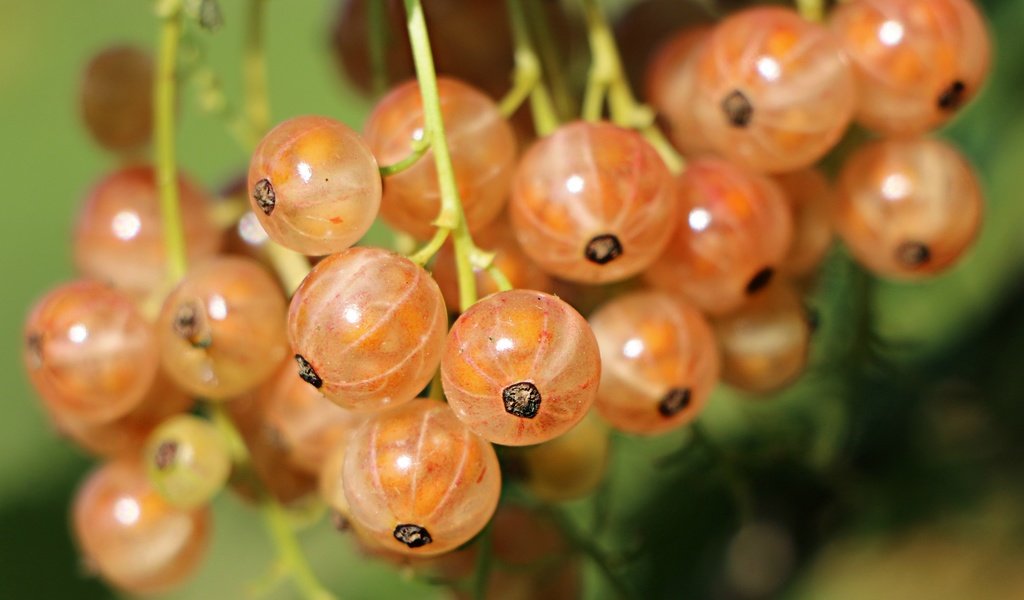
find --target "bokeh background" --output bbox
[1,0,1023,598]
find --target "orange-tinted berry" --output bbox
[510,121,677,284]
[288,247,447,411]
[79,45,153,152]
[441,290,601,446]
[343,399,501,556]
[774,169,835,278]
[364,78,516,239]
[833,137,983,279]
[519,411,610,502]
[646,26,715,158]
[646,159,794,316]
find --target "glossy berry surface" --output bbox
[144,415,231,510]
[646,159,794,316]
[72,459,211,595]
[830,0,991,136]
[714,283,812,394]
[833,137,983,279]
[646,26,715,158]
[364,78,516,239]
[247,115,382,256]
[691,7,856,173]
[79,45,153,152]
[343,399,501,556]
[510,121,676,284]
[74,166,220,297]
[24,281,158,424]
[590,291,719,435]
[157,257,289,399]
[519,411,610,502]
[441,289,601,446]
[774,169,835,278]
[288,247,447,411]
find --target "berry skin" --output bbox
[288,247,448,411]
[714,283,813,394]
[833,137,983,279]
[79,45,153,152]
[510,121,677,284]
[24,281,158,424]
[691,7,856,173]
[830,0,991,136]
[519,410,610,502]
[590,291,720,435]
[646,159,794,316]
[144,415,231,510]
[73,166,220,297]
[247,115,382,256]
[364,78,517,239]
[72,459,211,595]
[441,289,601,446]
[774,169,835,279]
[343,399,501,556]
[645,26,715,158]
[157,257,289,400]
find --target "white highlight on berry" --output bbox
[623,338,645,358]
[237,211,269,245]
[395,454,412,471]
[756,56,781,82]
[111,210,142,241]
[565,174,585,194]
[297,161,313,183]
[208,294,228,320]
[688,208,712,232]
[881,173,912,200]
[68,323,88,344]
[113,496,141,526]
[495,337,514,352]
[878,20,904,47]
[343,305,362,325]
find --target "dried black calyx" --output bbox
[584,234,623,266]
[896,241,931,268]
[502,381,542,419]
[938,80,967,111]
[658,387,692,417]
[253,178,276,215]
[25,333,43,369]
[153,440,178,470]
[746,267,775,295]
[294,354,323,389]
[393,524,433,548]
[173,300,211,348]
[330,510,351,532]
[722,90,753,128]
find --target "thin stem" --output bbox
[379,134,430,176]
[522,0,574,121]
[244,0,270,145]
[472,525,494,600]
[486,265,513,293]
[155,10,187,282]
[262,499,337,600]
[796,0,825,22]
[367,0,389,95]
[408,227,450,267]
[266,243,311,293]
[505,0,560,135]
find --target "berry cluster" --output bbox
[22,0,992,597]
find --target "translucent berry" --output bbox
[691,7,856,173]
[72,459,211,595]
[432,216,555,310]
[318,438,353,528]
[830,0,991,136]
[247,115,382,256]
[590,291,719,435]
[714,283,813,394]
[144,415,231,510]
[510,121,677,284]
[519,411,610,502]
[24,281,158,424]
[157,257,289,400]
[364,78,517,239]
[441,290,601,446]
[343,399,501,556]
[288,247,447,411]
[646,159,794,315]
[774,169,835,278]
[73,166,220,297]
[79,45,153,152]
[833,137,983,279]
[614,0,714,94]
[645,26,715,157]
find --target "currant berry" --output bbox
[646,159,794,316]
[432,216,555,310]
[157,257,289,400]
[72,459,211,595]
[318,438,353,528]
[590,291,719,435]
[830,0,991,136]
[79,45,153,152]
[774,169,835,278]
[646,26,715,157]
[714,283,813,394]
[288,247,447,411]
[343,399,501,556]
[691,7,856,173]
[73,166,220,297]
[519,411,610,502]
[441,289,601,446]
[144,415,231,510]
[833,137,983,279]
[247,115,382,256]
[364,77,516,239]
[510,121,676,284]
[24,281,158,424]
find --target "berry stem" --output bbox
[471,524,494,600]
[504,0,560,136]
[378,132,430,176]
[579,0,684,174]
[367,0,389,96]
[796,0,825,22]
[154,5,188,282]
[244,0,271,142]
[522,0,575,121]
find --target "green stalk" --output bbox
[155,10,187,282]
[796,0,825,22]
[505,0,560,136]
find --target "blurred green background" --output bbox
[2,0,1024,598]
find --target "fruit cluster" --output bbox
[22,0,992,597]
